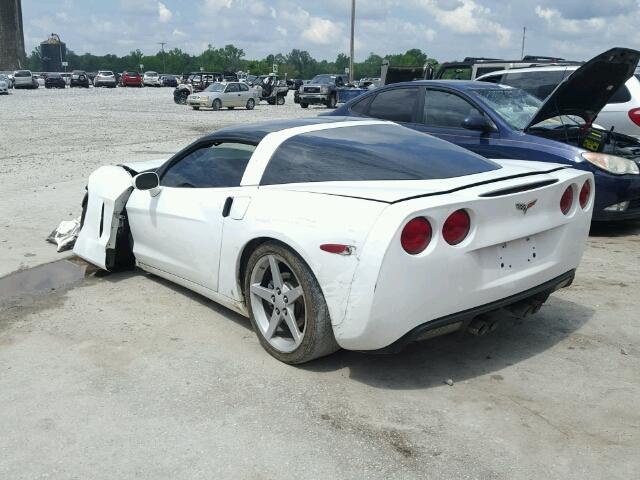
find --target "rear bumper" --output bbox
[368,270,575,354]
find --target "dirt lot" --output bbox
[1,86,639,479]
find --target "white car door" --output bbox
[126,141,256,292]
[224,82,242,106]
[238,82,251,106]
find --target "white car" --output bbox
[143,71,161,87]
[187,81,258,110]
[94,70,117,88]
[73,118,593,364]
[0,74,9,94]
[13,70,38,89]
[477,65,640,138]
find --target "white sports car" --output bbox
[74,118,593,363]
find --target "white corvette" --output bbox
[74,118,593,363]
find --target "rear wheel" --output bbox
[277,94,285,105]
[212,99,222,111]
[176,90,189,104]
[300,102,309,109]
[245,242,339,364]
[246,98,255,110]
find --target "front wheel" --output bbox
[245,242,339,364]
[276,94,285,105]
[326,94,337,108]
[176,90,189,104]
[212,99,222,111]
[246,98,255,110]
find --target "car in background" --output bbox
[33,74,45,87]
[173,71,238,104]
[0,74,9,94]
[93,70,117,88]
[73,117,592,363]
[160,74,178,87]
[477,65,640,139]
[435,56,576,80]
[187,81,258,110]
[298,74,348,108]
[13,70,38,89]
[70,70,90,88]
[122,71,143,87]
[143,71,161,87]
[44,72,66,89]
[332,48,640,221]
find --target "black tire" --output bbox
[192,106,200,110]
[227,106,234,110]
[176,90,189,105]
[212,99,222,111]
[277,94,285,105]
[300,102,309,109]
[246,98,255,110]
[244,242,340,364]
[326,94,337,108]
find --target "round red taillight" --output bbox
[560,186,574,215]
[401,217,432,254]
[442,209,471,245]
[579,180,591,209]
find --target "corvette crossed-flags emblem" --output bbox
[515,199,538,215]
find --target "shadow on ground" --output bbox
[589,219,640,237]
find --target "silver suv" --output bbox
[13,70,38,89]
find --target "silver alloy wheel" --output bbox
[249,254,306,353]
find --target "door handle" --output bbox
[222,197,233,217]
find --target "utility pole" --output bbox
[520,26,526,59]
[158,41,167,73]
[349,0,355,83]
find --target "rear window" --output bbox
[260,124,499,185]
[15,70,31,77]
[608,85,632,104]
[500,70,569,99]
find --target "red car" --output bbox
[121,71,143,87]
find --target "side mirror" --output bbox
[462,115,494,133]
[133,171,159,191]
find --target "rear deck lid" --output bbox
[524,47,640,130]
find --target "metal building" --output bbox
[40,33,66,72]
[0,0,26,71]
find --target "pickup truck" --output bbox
[298,74,348,108]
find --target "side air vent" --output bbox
[479,179,558,198]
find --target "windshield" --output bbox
[473,87,542,130]
[204,83,224,92]
[0,74,8,81]
[310,75,336,84]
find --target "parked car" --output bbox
[13,70,38,89]
[143,71,161,87]
[173,71,238,104]
[435,56,577,81]
[44,72,66,89]
[160,74,178,87]
[477,65,640,139]
[331,48,640,221]
[73,117,592,363]
[298,74,348,108]
[0,74,9,94]
[70,70,90,88]
[33,74,45,87]
[122,71,143,87]
[93,70,117,88]
[187,81,258,110]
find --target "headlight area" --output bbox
[581,152,640,175]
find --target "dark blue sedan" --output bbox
[331,48,640,221]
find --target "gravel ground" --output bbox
[1,86,639,479]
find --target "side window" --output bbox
[239,83,249,92]
[350,95,373,115]
[423,90,483,128]
[609,85,631,104]
[226,83,239,92]
[501,70,566,99]
[161,143,256,188]
[368,87,419,123]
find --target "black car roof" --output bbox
[204,117,366,144]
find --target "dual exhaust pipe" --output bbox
[466,299,544,336]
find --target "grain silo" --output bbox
[0,0,26,70]
[40,33,66,72]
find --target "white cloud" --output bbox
[535,6,605,34]
[158,2,172,23]
[276,25,288,36]
[172,29,187,37]
[301,17,343,45]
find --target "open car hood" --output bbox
[524,47,640,131]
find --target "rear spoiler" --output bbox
[380,60,434,85]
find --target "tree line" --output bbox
[24,44,438,79]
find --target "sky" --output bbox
[21,0,640,62]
